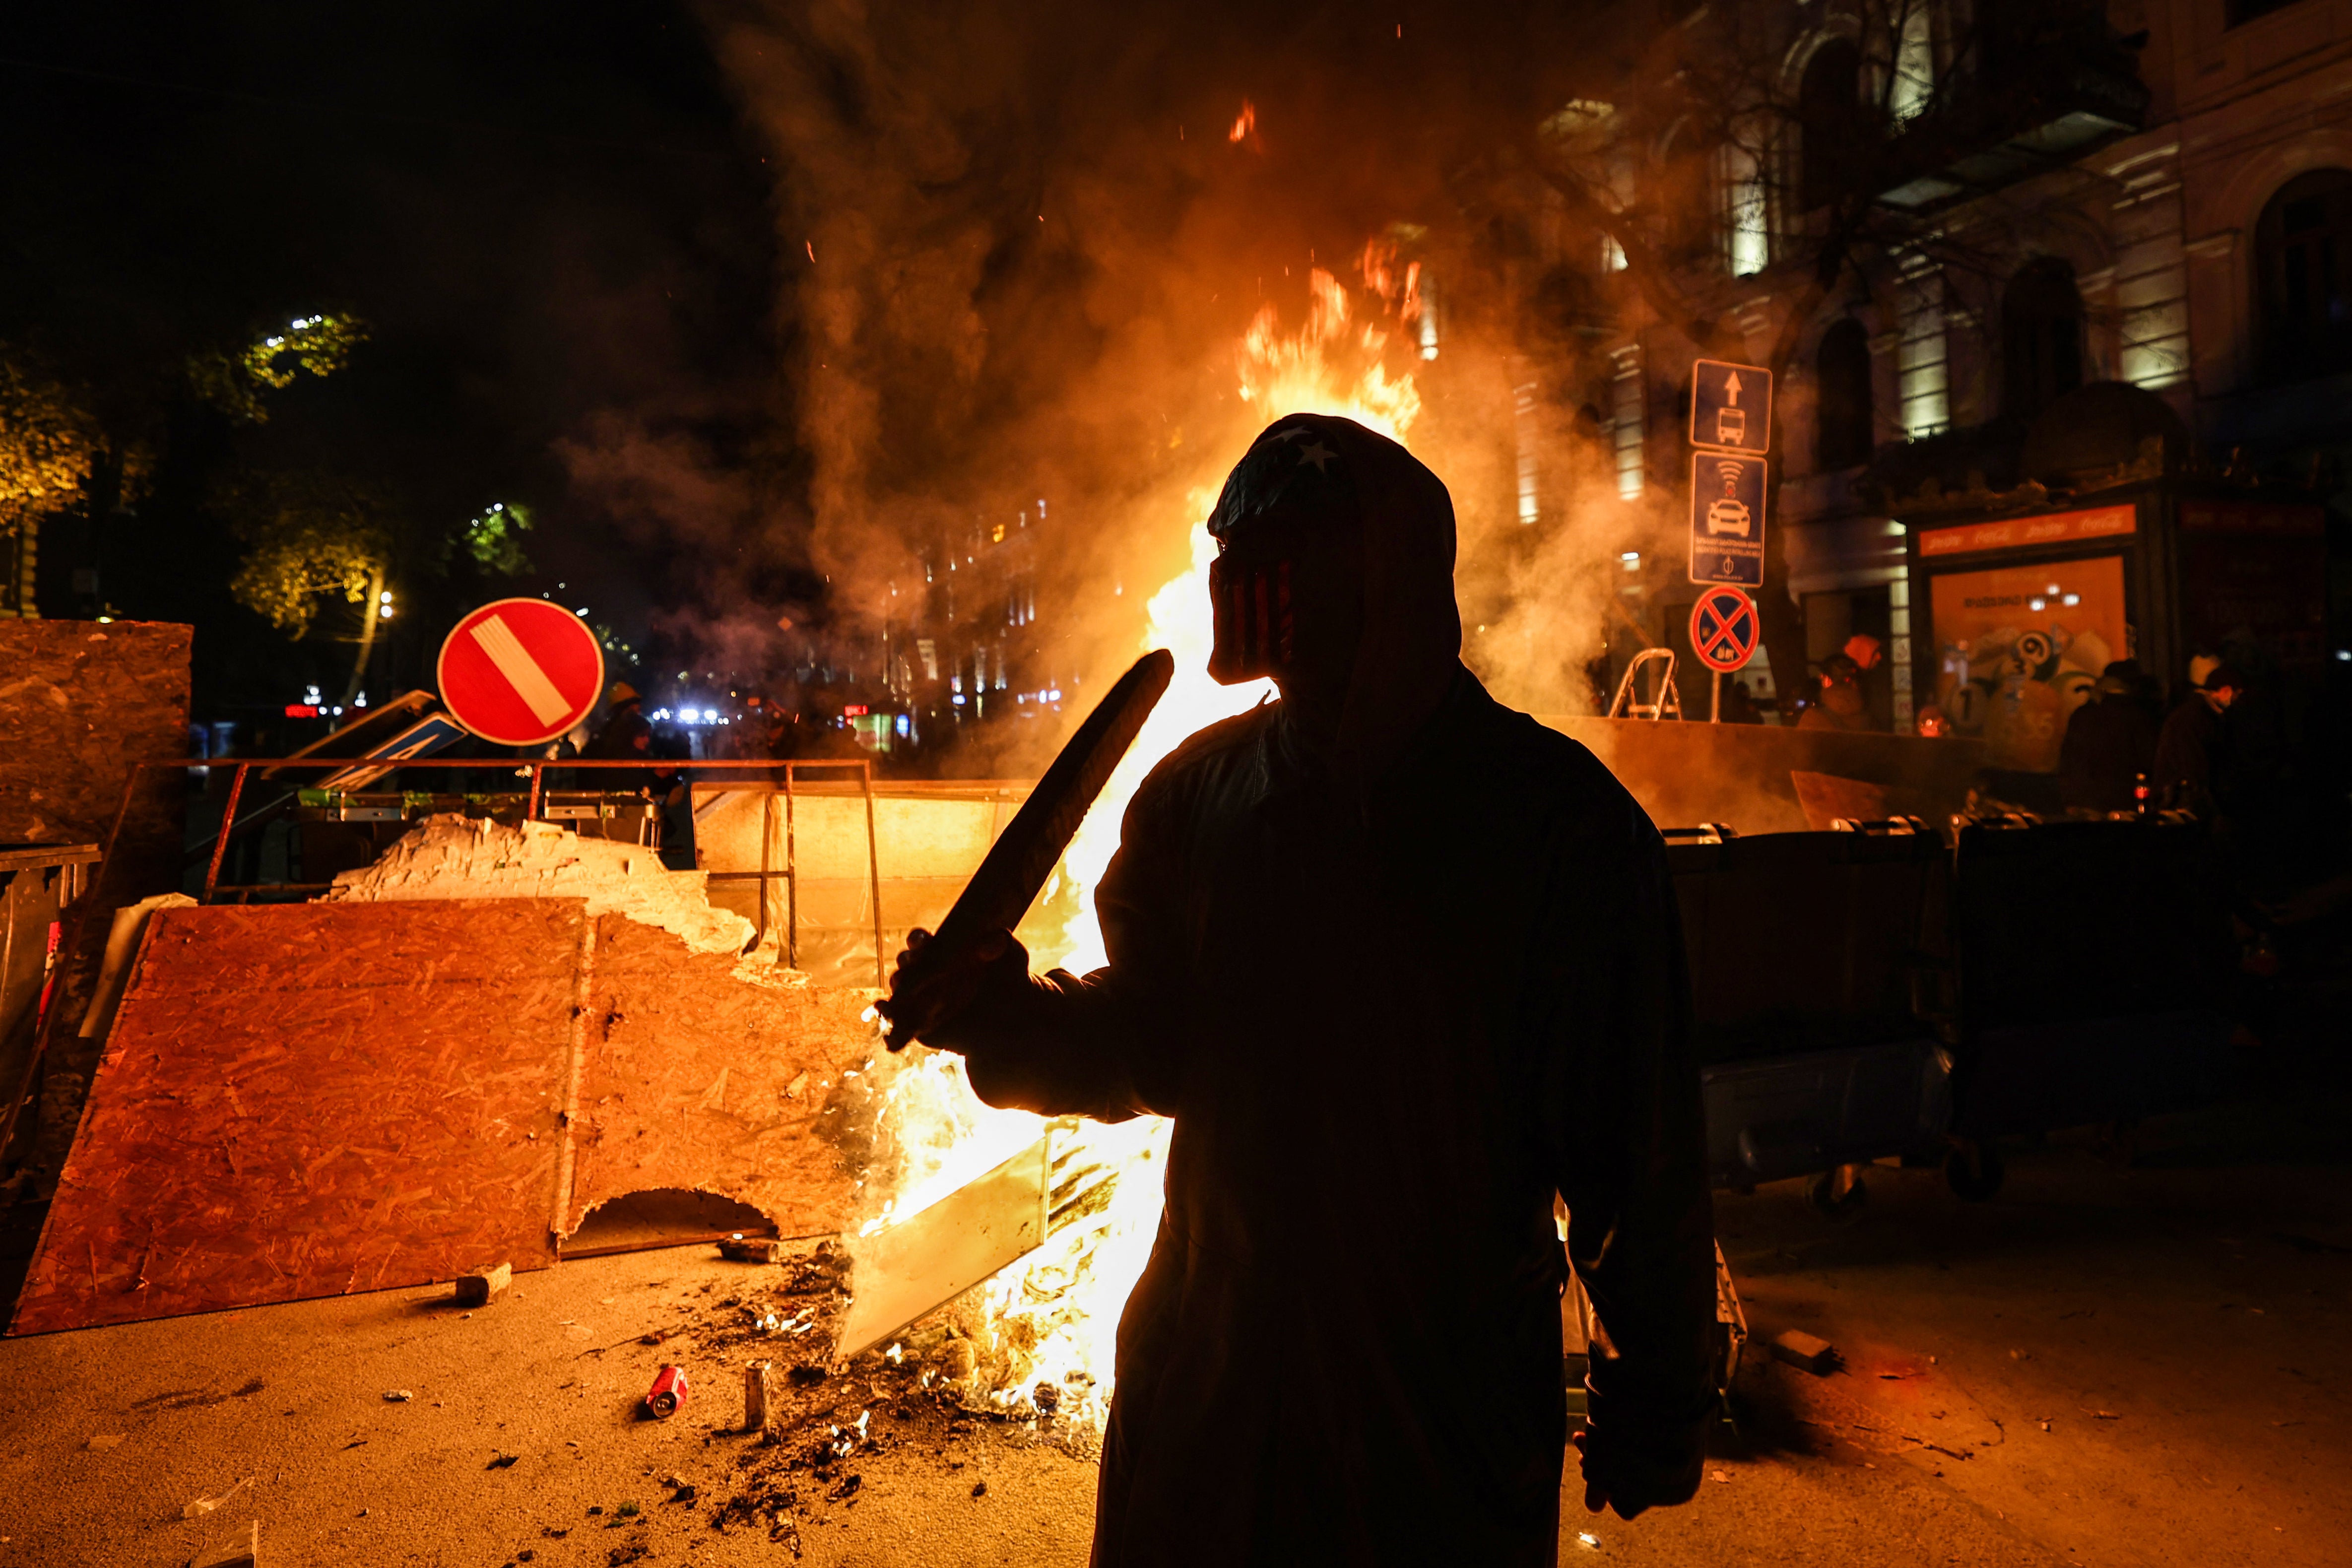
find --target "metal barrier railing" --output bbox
[172,755,887,980]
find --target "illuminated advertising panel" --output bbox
[1927,555,2129,773]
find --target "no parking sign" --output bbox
[1689,587,1760,673]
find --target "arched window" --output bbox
[1799,39,1865,211]
[1815,318,1875,469]
[2257,168,2352,382]
[2002,258,2086,420]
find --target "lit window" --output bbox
[1611,346,1645,500]
[1890,3,1936,124]
[1895,258,1950,438]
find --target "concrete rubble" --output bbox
[321,814,756,957]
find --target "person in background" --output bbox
[1798,653,1870,731]
[1717,676,1763,724]
[2059,659,2161,815]
[583,681,655,793]
[650,710,695,870]
[2152,657,2245,817]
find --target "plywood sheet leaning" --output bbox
[8,900,587,1335]
[563,913,878,1241]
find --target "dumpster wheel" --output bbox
[1944,1139,2006,1202]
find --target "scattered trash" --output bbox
[645,1365,689,1419]
[615,1500,641,1518]
[1708,1469,1731,1484]
[719,1236,786,1265]
[970,1481,987,1499]
[1575,1531,1601,1551]
[85,1435,124,1450]
[382,1390,413,1403]
[2009,1349,2031,1361]
[586,1507,603,1517]
[487,1453,520,1470]
[2093,1410,2120,1420]
[182,1477,254,1520]
[2040,1421,2052,1432]
[744,1361,773,1433]
[671,1483,698,1503]
[1768,1330,1839,1375]
[454,1262,512,1308]
[189,1518,259,1568]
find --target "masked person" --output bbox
[887,414,1715,1568]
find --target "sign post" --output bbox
[436,597,607,749]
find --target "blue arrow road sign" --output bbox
[1690,358,1771,454]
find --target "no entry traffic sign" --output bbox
[436,597,606,746]
[1689,587,1760,674]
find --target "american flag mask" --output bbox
[1206,553,1294,684]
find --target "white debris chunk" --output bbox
[322,815,755,955]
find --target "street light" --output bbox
[378,588,394,620]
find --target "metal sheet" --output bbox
[835,1134,1050,1361]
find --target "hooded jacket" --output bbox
[926,416,1716,1567]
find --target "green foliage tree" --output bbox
[189,313,371,424]
[224,469,396,703]
[460,500,533,576]
[0,350,144,616]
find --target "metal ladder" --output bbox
[1608,647,1685,720]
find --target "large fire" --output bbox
[859,254,1420,1433]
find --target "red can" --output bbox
[645,1364,689,1419]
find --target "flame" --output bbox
[1228,100,1256,143]
[1237,268,1419,438]
[858,255,1420,1435]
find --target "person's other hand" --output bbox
[1570,1428,1693,1521]
[882,925,1017,1045]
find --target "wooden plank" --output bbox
[8,900,585,1335]
[564,914,875,1241]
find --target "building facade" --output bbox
[1518,0,2349,759]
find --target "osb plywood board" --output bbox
[0,619,189,861]
[9,900,587,1335]
[564,913,877,1241]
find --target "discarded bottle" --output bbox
[743,1360,773,1433]
[645,1364,689,1419]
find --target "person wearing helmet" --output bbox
[888,414,1714,1567]
[583,680,656,794]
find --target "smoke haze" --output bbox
[693,0,1631,729]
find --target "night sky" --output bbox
[3,1,787,719]
[2,1,1599,734]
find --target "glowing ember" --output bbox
[856,254,1420,1434]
